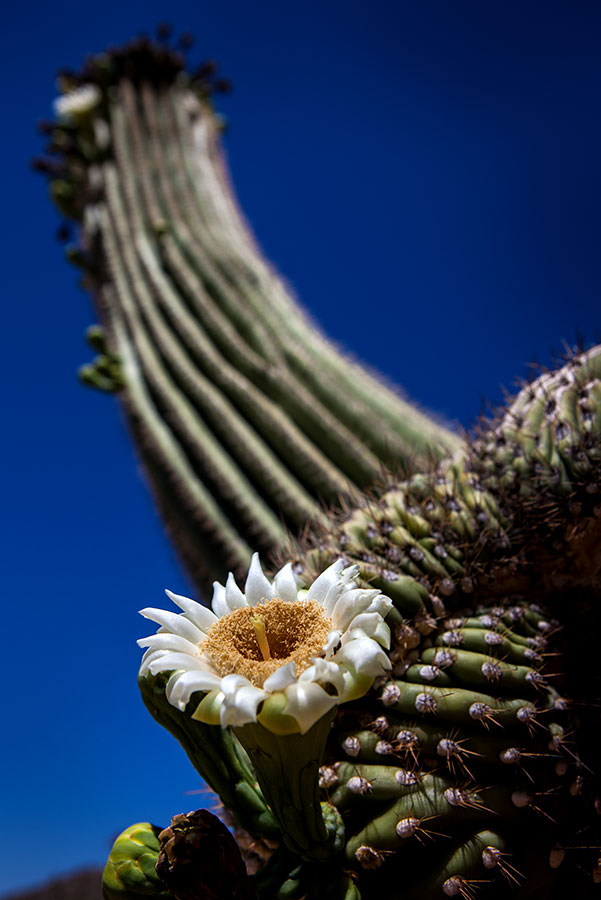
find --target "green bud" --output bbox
[102,822,172,900]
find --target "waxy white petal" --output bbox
[336,637,391,676]
[166,669,221,710]
[137,633,200,656]
[364,593,393,618]
[341,564,361,584]
[300,658,345,693]
[344,612,391,648]
[139,608,204,644]
[272,563,299,603]
[165,590,218,632]
[139,647,169,677]
[211,582,230,618]
[322,584,342,616]
[219,674,266,727]
[323,629,342,654]
[244,553,274,606]
[282,682,337,734]
[54,84,101,118]
[263,661,298,692]
[318,563,360,615]
[225,572,247,609]
[331,588,389,632]
[147,652,212,675]
[305,559,345,605]
[369,620,390,647]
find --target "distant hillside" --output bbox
[1,869,102,900]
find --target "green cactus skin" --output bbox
[233,712,343,861]
[39,36,459,591]
[102,822,173,900]
[139,671,279,839]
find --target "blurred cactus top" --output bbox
[36,29,460,594]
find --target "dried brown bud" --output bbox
[156,809,257,900]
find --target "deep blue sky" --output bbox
[2,1,600,894]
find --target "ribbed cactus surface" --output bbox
[39,36,458,592]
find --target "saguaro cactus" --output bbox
[40,31,601,900]
[38,35,458,592]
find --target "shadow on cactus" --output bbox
[39,29,601,900]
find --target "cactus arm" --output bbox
[108,304,254,575]
[291,348,601,609]
[111,81,386,490]
[42,40,459,591]
[159,81,451,459]
[99,169,287,549]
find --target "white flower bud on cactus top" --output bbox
[54,84,101,118]
[138,554,392,734]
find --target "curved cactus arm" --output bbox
[468,343,601,594]
[291,346,601,607]
[40,37,459,591]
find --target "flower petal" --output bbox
[272,563,299,603]
[139,608,204,644]
[211,582,230,618]
[166,669,221,710]
[300,658,345,693]
[322,582,346,616]
[219,673,266,726]
[335,636,391,676]
[344,612,391,648]
[340,564,361,584]
[304,559,345,605]
[322,629,342,655]
[139,647,169,677]
[137,633,200,655]
[330,588,388,632]
[364,593,393,618]
[281,682,337,734]
[147,652,213,676]
[225,572,248,610]
[244,553,273,606]
[165,590,218,633]
[263,661,298,692]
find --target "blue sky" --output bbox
[2,1,600,894]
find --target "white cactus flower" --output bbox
[138,555,392,734]
[54,84,101,119]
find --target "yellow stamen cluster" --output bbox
[202,599,332,687]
